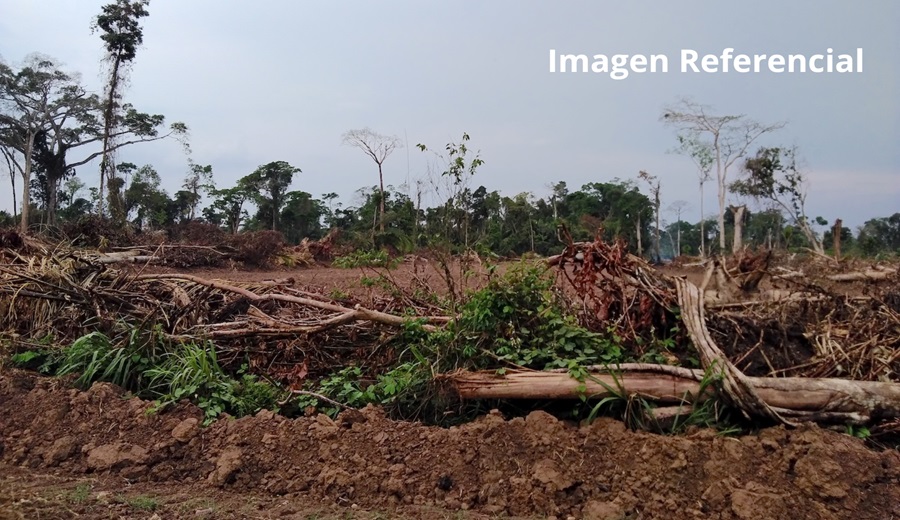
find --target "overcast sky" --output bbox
[1,1,897,229]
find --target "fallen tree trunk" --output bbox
[827,269,898,282]
[440,367,900,425]
[92,254,161,264]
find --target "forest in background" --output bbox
[1,0,897,260]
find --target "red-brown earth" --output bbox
[1,369,898,519]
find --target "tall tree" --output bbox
[549,181,569,220]
[667,200,690,257]
[205,182,254,234]
[123,163,169,230]
[29,78,97,227]
[565,180,652,250]
[280,191,325,243]
[93,0,150,221]
[343,128,402,234]
[671,133,713,257]
[0,55,83,232]
[857,213,900,256]
[243,161,301,231]
[182,162,214,221]
[663,98,785,252]
[1,132,17,223]
[2,55,185,228]
[320,192,339,228]
[638,170,661,262]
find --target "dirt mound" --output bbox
[1,371,898,519]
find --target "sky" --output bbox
[1,0,898,230]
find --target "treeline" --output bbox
[2,157,899,259]
[1,2,896,259]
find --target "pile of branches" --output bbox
[549,236,900,384]
[549,235,678,358]
[79,229,293,269]
[710,285,900,382]
[54,220,337,269]
[0,250,446,387]
[707,253,900,383]
[448,235,900,429]
[0,229,25,250]
[276,228,343,268]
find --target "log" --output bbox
[675,277,788,424]
[827,269,897,282]
[440,368,900,425]
[444,369,705,402]
[646,405,693,431]
[84,251,161,264]
[704,288,815,307]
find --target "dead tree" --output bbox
[342,128,402,236]
[663,98,785,253]
[730,205,747,254]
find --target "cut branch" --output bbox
[132,273,441,331]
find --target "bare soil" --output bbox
[1,369,898,520]
[130,257,495,300]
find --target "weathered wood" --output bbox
[646,405,693,431]
[444,369,706,403]
[674,277,790,424]
[441,369,900,425]
[704,288,815,307]
[827,269,897,282]
[84,251,161,264]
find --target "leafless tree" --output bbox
[670,134,712,257]
[638,170,661,262]
[667,200,690,256]
[342,127,402,235]
[663,98,785,253]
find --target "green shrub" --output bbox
[449,261,622,371]
[10,349,60,374]
[57,330,160,392]
[146,342,282,424]
[297,262,626,423]
[231,372,284,417]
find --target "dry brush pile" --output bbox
[57,220,343,269]
[0,240,442,388]
[1,231,900,434]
